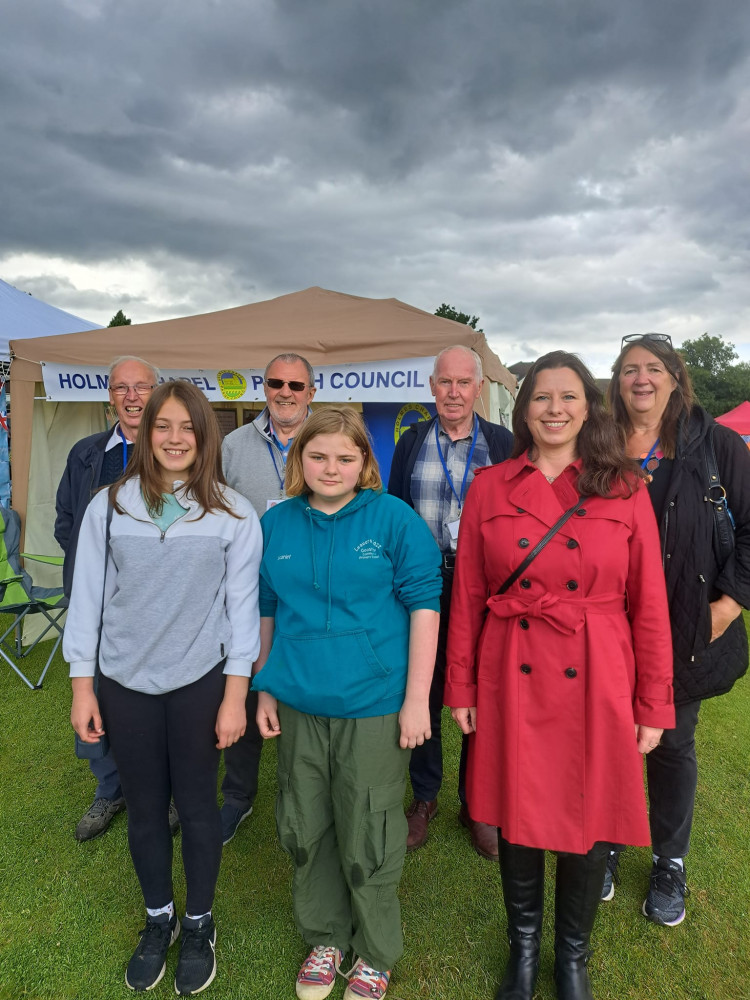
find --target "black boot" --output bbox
[495,834,545,1000]
[553,842,609,1000]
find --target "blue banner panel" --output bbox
[362,402,436,485]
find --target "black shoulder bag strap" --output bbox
[496,495,588,595]
[705,424,735,564]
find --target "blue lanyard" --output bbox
[641,438,660,469]
[435,415,479,511]
[266,442,285,489]
[116,425,131,473]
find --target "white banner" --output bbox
[41,357,436,403]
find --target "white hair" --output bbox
[264,353,315,385]
[109,356,160,383]
[432,345,483,381]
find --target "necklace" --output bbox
[639,439,663,483]
[544,474,556,484]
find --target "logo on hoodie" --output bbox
[355,539,382,560]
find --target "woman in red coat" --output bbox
[444,351,674,1000]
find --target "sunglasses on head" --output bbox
[621,332,673,349]
[265,378,308,392]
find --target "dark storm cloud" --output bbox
[1,0,750,370]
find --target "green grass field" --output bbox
[1,617,748,1000]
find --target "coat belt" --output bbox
[485,592,626,635]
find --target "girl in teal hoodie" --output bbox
[253,407,441,1000]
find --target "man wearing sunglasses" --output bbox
[219,351,316,844]
[56,355,179,842]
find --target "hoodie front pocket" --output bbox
[258,629,393,718]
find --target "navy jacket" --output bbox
[387,413,513,509]
[55,429,110,597]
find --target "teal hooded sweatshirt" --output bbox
[253,489,442,718]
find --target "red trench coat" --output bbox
[444,455,675,854]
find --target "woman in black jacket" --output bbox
[604,332,750,926]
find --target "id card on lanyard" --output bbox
[266,441,289,511]
[436,415,479,541]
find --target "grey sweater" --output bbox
[64,479,263,694]
[221,407,289,517]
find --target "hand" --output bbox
[398,697,431,749]
[635,724,663,754]
[709,594,743,642]
[450,707,476,735]
[215,698,247,749]
[70,684,105,743]
[256,691,281,739]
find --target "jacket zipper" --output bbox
[119,507,189,543]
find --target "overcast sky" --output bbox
[2,0,750,376]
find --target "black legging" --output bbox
[98,662,225,914]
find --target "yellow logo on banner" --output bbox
[217,370,247,400]
[394,403,432,443]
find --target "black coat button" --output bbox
[567,538,578,549]
[520,578,531,589]
[520,618,529,630]
[565,667,577,678]
[519,538,530,548]
[566,580,578,591]
[520,663,531,674]
[575,508,587,517]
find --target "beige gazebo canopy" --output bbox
[10,285,515,542]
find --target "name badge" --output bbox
[266,497,289,511]
[446,517,461,541]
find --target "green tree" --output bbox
[435,303,483,332]
[679,333,737,375]
[108,309,131,327]
[678,333,750,416]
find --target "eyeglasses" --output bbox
[621,333,673,349]
[265,378,308,392]
[110,383,156,396]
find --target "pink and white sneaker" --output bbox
[295,945,343,1000]
[343,958,391,1000]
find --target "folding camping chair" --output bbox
[0,506,67,689]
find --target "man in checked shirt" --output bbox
[388,345,513,859]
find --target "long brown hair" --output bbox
[285,406,382,496]
[608,336,695,459]
[512,351,640,498]
[111,381,238,518]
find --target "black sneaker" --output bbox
[74,796,126,841]
[642,858,690,926]
[220,803,253,845]
[125,912,179,991]
[175,915,216,995]
[601,849,622,901]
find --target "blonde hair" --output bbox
[285,407,382,496]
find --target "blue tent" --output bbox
[0,278,101,359]
[0,279,101,505]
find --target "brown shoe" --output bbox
[405,798,438,851]
[459,803,499,861]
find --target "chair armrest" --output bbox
[21,553,65,566]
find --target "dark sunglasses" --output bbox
[621,332,673,349]
[265,378,308,392]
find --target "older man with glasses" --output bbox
[55,355,179,842]
[219,351,316,845]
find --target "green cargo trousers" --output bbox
[275,704,410,971]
